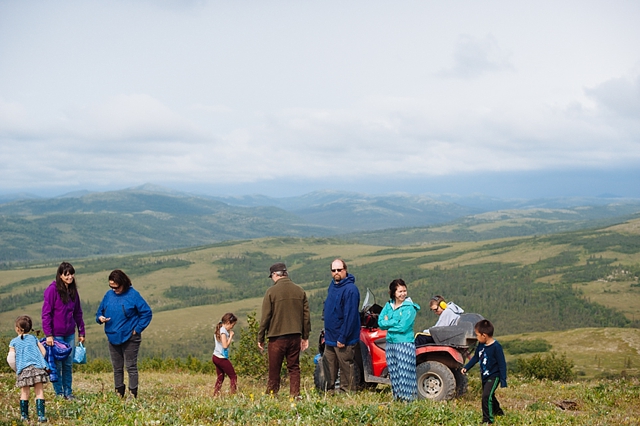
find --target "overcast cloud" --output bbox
[0,1,639,197]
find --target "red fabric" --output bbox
[211,355,237,395]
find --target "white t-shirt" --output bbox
[213,325,230,359]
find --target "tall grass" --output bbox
[1,372,639,425]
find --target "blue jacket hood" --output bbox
[400,296,421,311]
[331,273,355,288]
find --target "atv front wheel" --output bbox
[416,361,456,401]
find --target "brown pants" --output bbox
[323,344,357,392]
[267,334,301,397]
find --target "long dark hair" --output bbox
[215,313,237,342]
[55,262,77,303]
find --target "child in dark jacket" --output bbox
[461,319,507,424]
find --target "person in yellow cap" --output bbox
[415,295,464,345]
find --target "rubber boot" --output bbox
[116,385,126,397]
[36,399,47,422]
[20,399,29,421]
[129,387,138,398]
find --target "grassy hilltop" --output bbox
[1,217,640,424]
[0,372,639,425]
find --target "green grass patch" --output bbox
[502,338,552,354]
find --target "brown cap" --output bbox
[269,262,287,277]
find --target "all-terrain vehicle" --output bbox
[314,289,483,401]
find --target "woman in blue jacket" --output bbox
[378,278,420,401]
[96,270,152,398]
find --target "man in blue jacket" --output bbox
[322,259,360,392]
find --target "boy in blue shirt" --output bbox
[461,319,507,424]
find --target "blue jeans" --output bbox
[53,334,75,397]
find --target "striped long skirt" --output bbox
[386,342,417,401]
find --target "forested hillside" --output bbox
[1,217,639,365]
[2,186,640,263]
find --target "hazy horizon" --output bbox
[2,167,640,201]
[1,1,639,199]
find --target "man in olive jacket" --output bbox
[258,263,311,397]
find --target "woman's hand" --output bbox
[46,336,54,346]
[78,336,85,344]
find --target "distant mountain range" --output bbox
[1,184,640,263]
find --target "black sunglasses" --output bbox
[331,268,344,273]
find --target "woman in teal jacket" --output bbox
[378,278,420,401]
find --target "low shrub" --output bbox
[0,335,13,374]
[502,338,551,354]
[229,311,315,378]
[230,311,268,378]
[512,352,575,382]
[75,357,113,373]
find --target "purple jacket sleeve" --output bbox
[41,283,56,337]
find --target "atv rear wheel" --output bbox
[314,356,368,392]
[416,361,456,401]
[313,357,335,392]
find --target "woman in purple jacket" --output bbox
[41,262,85,399]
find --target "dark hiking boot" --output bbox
[20,399,29,421]
[36,399,47,422]
[116,385,126,397]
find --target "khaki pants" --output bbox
[323,344,357,392]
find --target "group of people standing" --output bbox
[253,258,418,400]
[8,262,152,422]
[8,257,506,424]
[252,257,506,424]
[248,258,422,400]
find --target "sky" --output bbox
[1,1,639,198]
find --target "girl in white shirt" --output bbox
[212,313,238,396]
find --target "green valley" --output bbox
[0,217,639,379]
